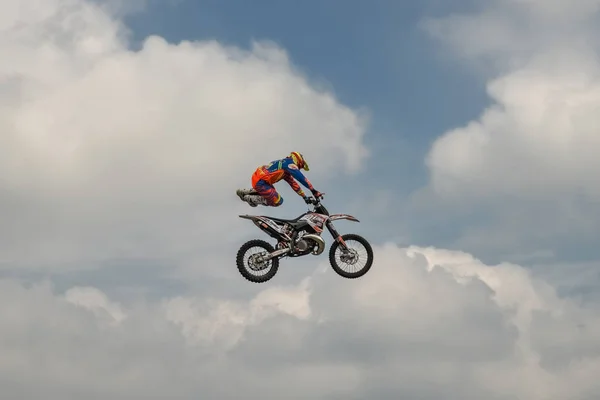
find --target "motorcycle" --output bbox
[236,192,374,283]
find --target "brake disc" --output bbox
[340,249,358,264]
[248,253,269,271]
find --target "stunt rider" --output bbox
[236,152,323,207]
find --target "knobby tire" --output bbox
[236,239,279,283]
[328,233,373,279]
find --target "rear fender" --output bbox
[239,214,272,227]
[239,215,274,223]
[328,214,360,222]
[240,215,286,240]
[239,214,267,229]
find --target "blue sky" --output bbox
[124,0,488,185]
[107,0,600,271]
[122,0,491,243]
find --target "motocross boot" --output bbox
[236,188,255,201]
[243,194,267,207]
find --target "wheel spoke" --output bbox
[236,240,279,283]
[328,235,373,279]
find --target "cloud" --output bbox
[0,0,369,272]
[5,0,600,399]
[425,64,600,201]
[414,0,600,258]
[2,243,600,399]
[65,285,127,323]
[422,0,600,74]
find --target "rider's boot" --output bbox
[242,194,267,207]
[236,188,255,201]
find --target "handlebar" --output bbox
[305,193,324,205]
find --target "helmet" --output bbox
[290,152,309,171]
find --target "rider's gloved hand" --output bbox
[303,196,312,204]
[311,189,323,199]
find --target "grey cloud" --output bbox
[2,244,598,399]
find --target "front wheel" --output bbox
[236,239,279,283]
[328,233,373,279]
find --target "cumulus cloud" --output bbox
[423,0,600,200]
[0,0,368,271]
[2,244,600,399]
[413,0,600,258]
[425,60,600,201]
[422,0,600,74]
[6,0,600,399]
[65,285,127,323]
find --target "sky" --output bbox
[123,0,489,203]
[2,0,600,398]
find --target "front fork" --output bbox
[326,221,348,250]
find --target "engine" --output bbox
[292,232,325,256]
[295,238,311,252]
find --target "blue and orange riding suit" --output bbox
[252,152,322,206]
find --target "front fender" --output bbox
[328,214,360,222]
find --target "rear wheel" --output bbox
[236,239,279,283]
[329,234,373,279]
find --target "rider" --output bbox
[236,152,323,207]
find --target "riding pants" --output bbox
[253,179,283,206]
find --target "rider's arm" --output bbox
[283,162,315,194]
[283,173,307,197]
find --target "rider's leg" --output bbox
[236,188,255,201]
[244,180,283,207]
[237,168,262,201]
[258,180,283,206]
[243,194,267,207]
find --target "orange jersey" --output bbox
[252,157,314,195]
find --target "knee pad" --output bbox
[272,195,283,207]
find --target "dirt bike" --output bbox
[236,192,374,283]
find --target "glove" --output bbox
[303,196,312,204]
[311,189,323,199]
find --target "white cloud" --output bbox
[422,0,600,73]
[415,0,600,257]
[2,244,600,399]
[6,0,600,399]
[425,62,600,201]
[65,286,127,323]
[162,278,311,348]
[0,0,369,271]
[422,0,600,199]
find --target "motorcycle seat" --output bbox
[264,215,304,224]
